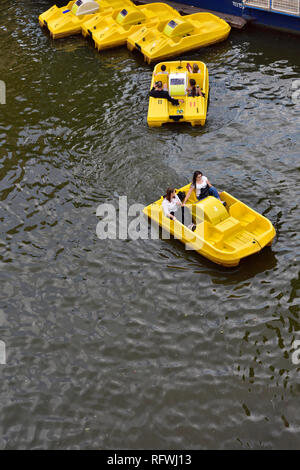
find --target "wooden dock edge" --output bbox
[133,0,247,29]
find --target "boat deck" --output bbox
[134,0,247,29]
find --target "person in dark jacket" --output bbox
[149,81,181,106]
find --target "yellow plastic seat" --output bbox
[197,196,229,225]
[153,73,169,87]
[163,18,194,38]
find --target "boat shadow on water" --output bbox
[159,232,277,282]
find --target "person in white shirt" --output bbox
[182,171,225,205]
[162,188,182,221]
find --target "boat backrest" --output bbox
[200,197,229,226]
[188,73,202,87]
[163,18,193,38]
[154,73,168,86]
[116,7,146,26]
[229,202,248,219]
[71,0,99,16]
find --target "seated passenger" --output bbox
[149,81,181,106]
[187,78,203,97]
[155,64,168,89]
[155,64,168,75]
[182,171,226,205]
[187,63,201,74]
[192,63,201,73]
[162,188,182,221]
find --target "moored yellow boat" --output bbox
[91,4,179,51]
[143,184,276,267]
[147,61,209,127]
[81,0,134,38]
[127,12,231,63]
[39,0,132,39]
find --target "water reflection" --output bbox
[0,0,299,450]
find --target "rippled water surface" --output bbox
[0,0,300,450]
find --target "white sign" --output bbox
[95,196,204,250]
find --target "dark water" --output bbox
[0,0,299,450]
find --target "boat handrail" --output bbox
[243,0,300,16]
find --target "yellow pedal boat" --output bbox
[39,0,131,39]
[143,184,276,267]
[127,12,231,63]
[91,4,179,51]
[81,0,134,38]
[147,61,209,127]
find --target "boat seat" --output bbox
[188,73,202,87]
[198,197,229,226]
[154,73,168,86]
[229,202,256,226]
[72,0,99,17]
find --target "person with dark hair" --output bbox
[149,81,181,106]
[187,79,205,97]
[187,63,201,74]
[187,78,201,97]
[162,188,182,220]
[154,65,169,89]
[155,64,168,74]
[182,171,225,205]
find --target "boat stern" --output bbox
[47,12,83,39]
[39,2,73,29]
[93,24,128,50]
[81,13,107,37]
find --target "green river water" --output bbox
[0,0,299,450]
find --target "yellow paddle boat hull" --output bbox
[127,12,231,63]
[143,184,276,267]
[39,0,128,39]
[81,0,134,38]
[91,4,179,51]
[147,60,209,127]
